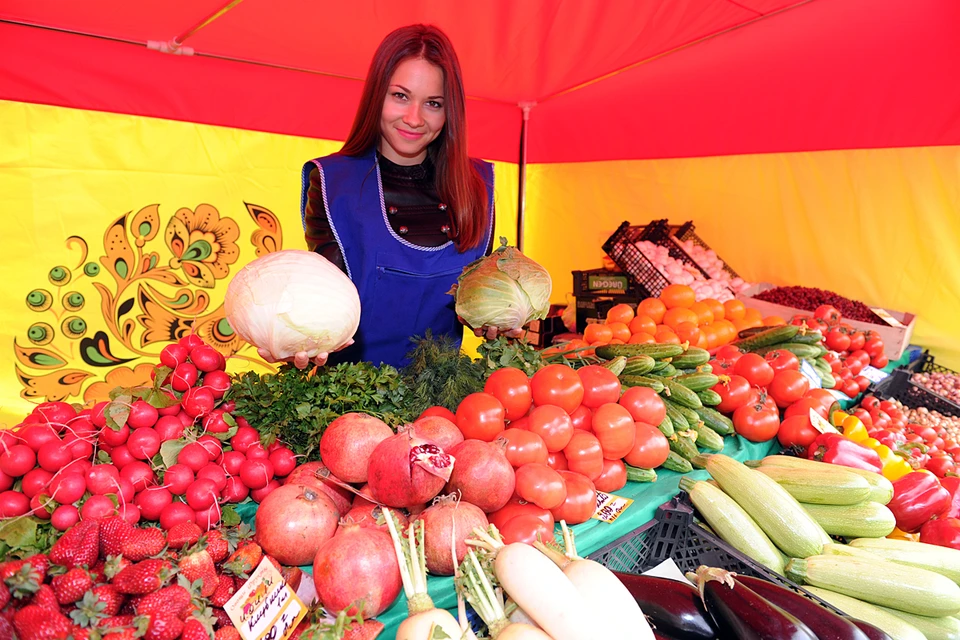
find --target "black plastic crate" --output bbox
[575,296,638,333]
[573,269,639,298]
[672,221,741,280]
[639,219,713,281]
[875,366,960,418]
[600,221,675,299]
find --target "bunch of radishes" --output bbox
[632,240,735,301]
[0,334,297,532]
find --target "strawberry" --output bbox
[99,516,135,558]
[3,562,42,600]
[103,555,133,580]
[181,616,214,640]
[209,574,236,608]
[214,627,241,640]
[50,519,100,569]
[13,603,74,639]
[112,559,174,595]
[70,625,93,640]
[211,608,232,629]
[223,543,262,579]
[103,630,138,640]
[281,565,303,591]
[69,590,111,629]
[142,611,185,640]
[167,522,203,550]
[122,527,166,561]
[0,581,8,609]
[31,584,60,611]
[97,614,135,628]
[179,549,218,598]
[136,585,192,621]
[52,567,94,605]
[265,555,282,572]
[0,617,13,640]
[204,532,229,564]
[90,584,125,617]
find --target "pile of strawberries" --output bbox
[0,515,300,640]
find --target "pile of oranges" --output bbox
[581,284,786,352]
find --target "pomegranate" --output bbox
[256,484,339,566]
[415,496,489,576]
[313,523,401,618]
[342,504,409,534]
[444,439,515,513]
[319,413,393,483]
[284,461,354,516]
[408,416,464,451]
[367,431,453,508]
[351,483,378,510]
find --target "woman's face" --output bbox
[379,58,446,165]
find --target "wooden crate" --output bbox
[737,283,916,361]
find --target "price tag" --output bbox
[224,558,306,640]
[826,389,849,401]
[870,307,906,328]
[860,365,890,384]
[810,408,841,435]
[799,359,823,390]
[592,491,634,523]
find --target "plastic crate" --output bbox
[600,221,674,299]
[672,221,741,280]
[876,360,960,417]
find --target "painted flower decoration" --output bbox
[82,363,156,404]
[165,204,240,288]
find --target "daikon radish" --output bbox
[457,549,551,639]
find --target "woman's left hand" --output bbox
[474,326,525,340]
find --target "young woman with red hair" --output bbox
[297,24,498,368]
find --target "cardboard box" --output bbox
[737,283,917,361]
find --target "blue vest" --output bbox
[300,148,494,368]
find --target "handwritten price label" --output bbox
[592,491,634,523]
[224,558,306,640]
[860,365,890,384]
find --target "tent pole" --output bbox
[516,102,535,252]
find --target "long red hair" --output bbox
[340,24,488,251]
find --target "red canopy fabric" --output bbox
[2,0,959,162]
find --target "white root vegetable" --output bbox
[467,526,593,640]
[504,599,539,627]
[534,522,654,640]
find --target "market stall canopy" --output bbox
[3,0,958,164]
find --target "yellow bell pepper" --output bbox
[830,411,850,427]
[872,444,913,481]
[888,526,921,542]
[837,415,869,443]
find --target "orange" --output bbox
[608,338,626,345]
[607,322,631,342]
[628,331,656,344]
[583,323,613,345]
[659,284,696,310]
[628,315,657,336]
[637,298,667,324]
[700,323,721,349]
[688,301,714,326]
[605,303,635,325]
[675,321,701,345]
[743,307,763,324]
[563,339,593,359]
[764,315,786,326]
[695,331,709,349]
[731,317,752,334]
[663,307,699,330]
[655,328,681,345]
[702,298,725,322]
[722,299,746,321]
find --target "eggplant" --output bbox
[695,567,818,640]
[613,572,716,640]
[849,618,896,640]
[736,575,871,640]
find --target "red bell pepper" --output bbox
[919,517,960,550]
[887,471,952,533]
[940,476,960,518]
[806,433,883,473]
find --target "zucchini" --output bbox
[755,466,872,505]
[660,378,703,409]
[620,375,665,393]
[674,372,720,392]
[663,451,693,473]
[671,347,711,368]
[804,587,927,640]
[696,388,722,406]
[663,402,690,431]
[690,422,724,452]
[657,414,675,438]
[787,555,960,617]
[800,502,896,538]
[600,355,627,376]
[790,331,825,346]
[669,431,701,465]
[680,478,784,574]
[696,454,824,558]
[849,537,960,585]
[693,406,734,436]
[750,455,894,505]
[753,343,823,359]
[734,324,800,351]
[877,605,960,640]
[595,343,684,360]
[622,354,656,376]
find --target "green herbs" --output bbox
[402,333,485,414]
[476,336,544,378]
[228,362,415,460]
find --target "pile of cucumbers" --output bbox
[732,324,835,388]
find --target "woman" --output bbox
[296,24,496,368]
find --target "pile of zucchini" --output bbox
[596,342,733,474]
[683,453,960,640]
[733,324,836,388]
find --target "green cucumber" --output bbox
[601,356,627,376]
[620,376,665,393]
[674,372,720,392]
[651,359,674,373]
[696,389,722,406]
[734,324,800,351]
[621,355,656,376]
[657,364,678,378]
[737,326,771,339]
[677,364,713,375]
[669,431,701,465]
[671,347,711,368]
[625,465,657,483]
[753,343,823,359]
[693,406,735,436]
[819,371,837,389]
[690,422,725,452]
[595,343,684,360]
[657,414,675,438]
[663,451,693,474]
[791,331,825,345]
[663,402,690,431]
[666,398,702,429]
[660,378,703,409]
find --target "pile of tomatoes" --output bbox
[795,304,889,368]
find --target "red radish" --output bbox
[186,479,219,510]
[160,343,189,369]
[251,479,281,502]
[189,345,222,372]
[197,436,223,462]
[81,495,117,519]
[127,400,159,429]
[118,502,141,525]
[19,424,59,451]
[1,444,37,476]
[29,494,52,519]
[86,464,121,495]
[49,473,86,504]
[172,362,198,392]
[284,462,354,515]
[444,440,515,513]
[35,401,77,427]
[64,435,94,460]
[312,522,401,618]
[196,464,227,491]
[194,503,221,530]
[117,477,135,502]
[155,416,185,441]
[90,401,109,428]
[51,504,80,531]
[127,428,161,460]
[240,459,274,490]
[163,464,194,495]
[343,504,408,533]
[175,411,194,427]
[367,431,453,508]
[202,370,231,399]
[256,484,339,566]
[0,469,13,492]
[181,386,215,418]
[178,442,211,472]
[415,496,489,576]
[202,409,230,434]
[65,417,97,440]
[320,412,394,483]
[409,416,464,451]
[230,426,260,453]
[120,461,154,491]
[157,391,181,417]
[0,490,29,517]
[268,448,297,477]
[245,443,269,460]
[136,487,173,520]
[221,477,250,503]
[21,468,53,498]
[37,440,71,473]
[221,451,245,476]
[160,501,196,530]
[100,424,130,448]
[179,334,204,350]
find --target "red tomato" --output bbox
[734,353,775,388]
[813,305,842,325]
[715,345,744,363]
[768,370,810,408]
[528,405,574,452]
[568,405,593,432]
[861,395,881,411]
[864,337,885,359]
[484,369,533,421]
[848,331,866,351]
[842,379,861,399]
[785,397,828,420]
[855,376,871,393]
[419,406,456,422]
[844,357,865,376]
[500,428,548,468]
[926,455,956,478]
[803,389,837,412]
[825,327,851,352]
[576,365,622,409]
[455,393,506,441]
[550,471,597,525]
[509,416,530,430]
[745,388,778,413]
[733,404,780,442]
[712,375,753,414]
[514,463,567,510]
[546,451,569,471]
[778,415,819,448]
[499,514,554,546]
[850,350,871,367]
[593,459,627,493]
[853,408,873,429]
[765,349,801,373]
[618,387,666,426]
[623,422,670,469]
[530,364,584,414]
[871,355,889,369]
[708,359,737,376]
[488,496,554,532]
[591,404,637,460]
[562,431,604,481]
